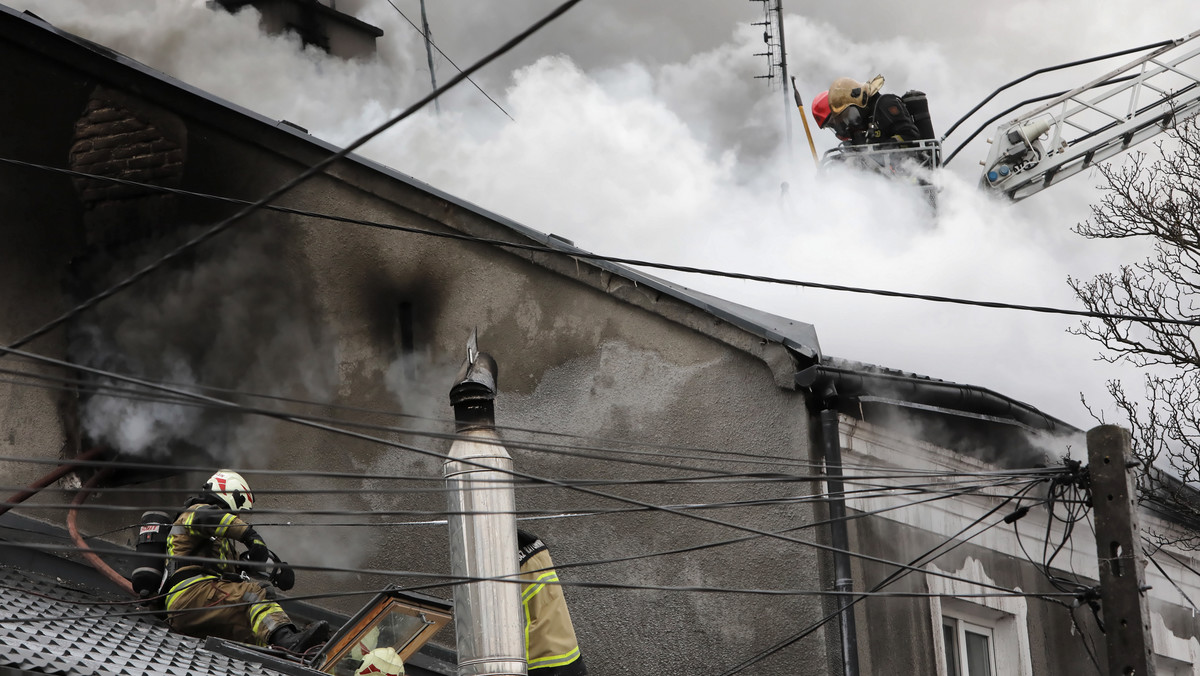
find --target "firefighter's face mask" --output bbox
[830,106,865,140]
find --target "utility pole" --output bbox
[419,0,441,115]
[1086,425,1156,676]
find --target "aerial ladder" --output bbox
[818,28,1200,203]
[979,28,1200,201]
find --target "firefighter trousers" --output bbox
[165,574,291,646]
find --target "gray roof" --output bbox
[0,565,292,676]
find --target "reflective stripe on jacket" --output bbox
[520,546,586,675]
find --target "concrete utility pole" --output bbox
[1086,425,1156,676]
[444,334,526,676]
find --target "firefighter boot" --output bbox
[268,620,330,653]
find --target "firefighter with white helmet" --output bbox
[822,74,921,145]
[161,469,330,653]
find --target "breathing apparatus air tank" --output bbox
[130,510,172,598]
[902,90,935,140]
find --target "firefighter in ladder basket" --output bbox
[134,470,330,654]
[824,74,926,145]
[812,75,938,201]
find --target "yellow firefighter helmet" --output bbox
[828,75,885,113]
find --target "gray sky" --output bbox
[15,0,1200,437]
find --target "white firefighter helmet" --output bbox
[355,647,405,675]
[203,470,254,511]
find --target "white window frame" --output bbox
[941,612,997,676]
[927,558,1032,676]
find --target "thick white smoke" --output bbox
[14,0,1193,437]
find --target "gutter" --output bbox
[794,363,1075,434]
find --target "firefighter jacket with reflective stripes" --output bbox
[518,532,587,676]
[166,500,262,581]
[163,501,289,646]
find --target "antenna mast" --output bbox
[749,0,793,156]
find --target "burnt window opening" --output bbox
[395,301,416,380]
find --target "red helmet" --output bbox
[812,90,832,128]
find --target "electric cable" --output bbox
[8,355,1067,478]
[0,360,1086,607]
[4,153,1200,326]
[941,73,1139,167]
[4,476,1059,603]
[941,39,1174,143]
[1068,602,1105,675]
[718,478,1057,674]
[383,0,514,121]
[7,151,1200,333]
[0,452,1056,502]
[0,345,1080,482]
[0,540,1082,609]
[0,0,584,357]
[519,477,1048,577]
[0,580,1075,628]
[1145,549,1200,615]
[0,471,1037,500]
[2,477,1040,526]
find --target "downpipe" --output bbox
[819,401,860,676]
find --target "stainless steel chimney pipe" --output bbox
[444,340,526,676]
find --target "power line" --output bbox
[0,346,1075,480]
[2,476,1062,604]
[0,540,1080,606]
[1,477,1039,522]
[0,360,1084,607]
[2,153,1198,327]
[383,0,514,121]
[0,578,1074,628]
[719,478,1054,674]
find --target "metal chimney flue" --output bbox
[444,334,526,676]
[450,350,498,430]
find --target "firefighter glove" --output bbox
[247,540,270,563]
[272,563,295,591]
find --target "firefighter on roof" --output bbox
[519,529,587,676]
[161,470,330,653]
[819,75,923,145]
